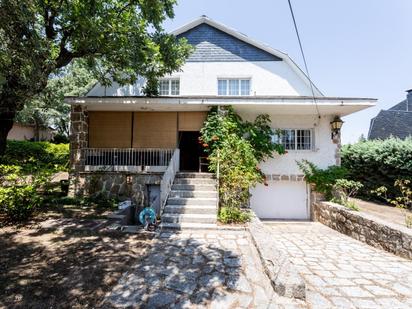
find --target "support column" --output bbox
[68,104,88,196]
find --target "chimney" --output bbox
[407,89,412,112]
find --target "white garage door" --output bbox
[250,181,309,220]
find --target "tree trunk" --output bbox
[0,110,15,155]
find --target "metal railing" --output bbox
[160,149,180,214]
[82,148,174,167]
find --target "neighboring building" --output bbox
[67,16,375,222]
[368,89,412,140]
[7,123,55,141]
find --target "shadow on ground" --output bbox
[0,225,241,308]
[105,232,241,308]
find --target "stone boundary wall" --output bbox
[248,213,306,300]
[69,172,162,209]
[314,201,412,260]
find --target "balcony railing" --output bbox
[82,148,175,172]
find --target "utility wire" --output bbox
[287,0,321,119]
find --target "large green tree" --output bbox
[0,0,192,154]
[16,60,97,140]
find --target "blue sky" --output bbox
[163,0,412,144]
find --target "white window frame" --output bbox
[217,78,251,96]
[272,128,314,151]
[159,78,180,96]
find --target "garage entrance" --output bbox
[250,181,309,220]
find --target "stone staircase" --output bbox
[160,172,218,230]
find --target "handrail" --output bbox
[159,149,180,214]
[82,148,174,166]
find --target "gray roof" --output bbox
[368,109,412,140]
[388,99,412,112]
[177,23,281,62]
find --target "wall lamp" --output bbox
[330,116,344,140]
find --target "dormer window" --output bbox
[218,78,250,96]
[159,79,180,96]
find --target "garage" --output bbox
[250,181,309,220]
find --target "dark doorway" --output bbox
[178,131,205,171]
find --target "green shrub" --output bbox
[1,141,69,173]
[341,138,412,199]
[0,185,42,222]
[0,165,50,222]
[297,160,347,199]
[218,206,251,224]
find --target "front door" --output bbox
[178,131,204,171]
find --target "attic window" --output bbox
[159,79,180,96]
[218,79,250,96]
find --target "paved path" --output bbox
[267,222,412,308]
[105,230,306,308]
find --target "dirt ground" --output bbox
[352,198,412,227]
[0,207,154,309]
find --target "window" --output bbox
[218,79,250,96]
[159,79,180,96]
[272,129,313,150]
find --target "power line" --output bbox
[287,0,321,119]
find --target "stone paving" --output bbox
[105,230,306,308]
[267,222,412,308]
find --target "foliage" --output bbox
[200,107,285,159]
[201,107,284,212]
[341,138,412,199]
[371,180,412,210]
[0,165,51,222]
[218,206,251,224]
[371,179,412,228]
[16,60,97,138]
[297,160,348,199]
[1,141,69,173]
[0,0,192,153]
[331,179,363,210]
[209,134,262,208]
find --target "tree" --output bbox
[16,61,97,140]
[0,0,192,154]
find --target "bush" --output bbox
[1,141,69,173]
[209,134,262,208]
[297,160,347,199]
[218,206,251,224]
[341,138,412,199]
[0,165,50,222]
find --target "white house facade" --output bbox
[67,17,376,222]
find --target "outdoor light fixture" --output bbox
[330,116,344,140]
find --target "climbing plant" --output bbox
[200,107,284,223]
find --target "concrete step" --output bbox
[160,222,218,231]
[176,172,215,179]
[169,190,217,198]
[172,184,216,191]
[164,204,217,215]
[167,197,217,206]
[174,178,217,185]
[162,213,216,224]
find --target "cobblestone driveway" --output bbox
[106,230,305,308]
[267,222,412,308]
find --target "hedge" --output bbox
[341,138,412,198]
[1,141,69,173]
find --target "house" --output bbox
[368,89,412,140]
[67,16,376,222]
[7,123,55,141]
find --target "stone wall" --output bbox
[248,213,306,299]
[70,104,88,172]
[314,201,412,260]
[70,172,162,209]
